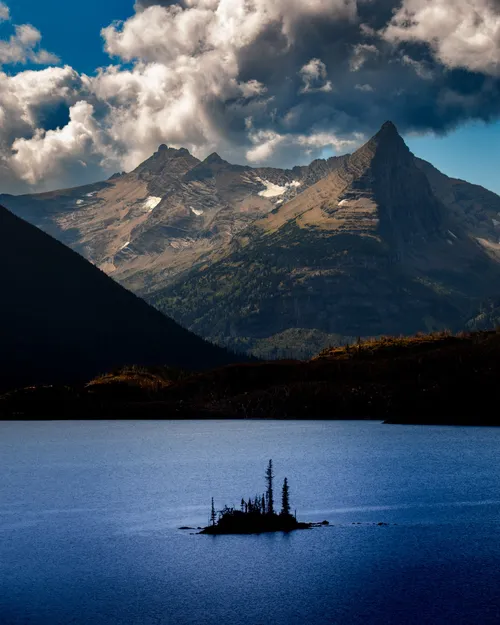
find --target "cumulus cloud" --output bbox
[299,59,333,93]
[401,54,434,80]
[0,3,59,68]
[0,24,60,66]
[0,66,97,192]
[2,0,500,193]
[10,101,113,187]
[355,83,374,92]
[246,127,362,166]
[0,2,9,22]
[383,0,500,76]
[349,43,379,71]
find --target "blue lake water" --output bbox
[1,420,500,624]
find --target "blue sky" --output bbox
[2,0,132,74]
[406,123,500,194]
[1,0,499,195]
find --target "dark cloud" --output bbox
[232,1,500,145]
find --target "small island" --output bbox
[200,460,326,534]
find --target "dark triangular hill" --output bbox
[0,205,239,390]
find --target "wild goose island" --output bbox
[201,460,328,534]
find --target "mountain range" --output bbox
[2,121,500,358]
[0,205,235,391]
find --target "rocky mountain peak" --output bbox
[133,144,200,180]
[348,120,412,174]
[361,122,444,245]
[155,145,193,159]
[204,152,226,165]
[380,120,398,133]
[368,120,408,154]
[183,151,241,182]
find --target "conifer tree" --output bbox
[261,493,266,514]
[211,497,217,526]
[265,459,274,515]
[241,498,245,513]
[281,477,290,516]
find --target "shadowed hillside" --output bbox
[0,205,241,391]
[2,329,500,425]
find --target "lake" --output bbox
[1,420,500,624]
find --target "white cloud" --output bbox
[92,0,356,170]
[10,101,113,187]
[299,58,333,94]
[297,131,364,152]
[355,83,374,92]
[0,65,85,140]
[0,3,59,67]
[383,0,500,76]
[246,130,286,162]
[401,54,434,80]
[0,2,10,23]
[349,43,379,71]
[246,128,363,164]
[104,1,357,63]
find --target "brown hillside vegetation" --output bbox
[2,330,500,425]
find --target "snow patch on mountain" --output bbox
[191,206,204,216]
[143,196,162,212]
[256,178,302,198]
[120,241,130,251]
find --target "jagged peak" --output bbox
[107,171,125,181]
[203,152,226,165]
[156,144,192,158]
[350,120,410,169]
[133,144,198,175]
[372,120,405,145]
[380,120,398,132]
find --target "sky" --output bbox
[0,0,499,195]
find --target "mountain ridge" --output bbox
[0,144,347,295]
[2,122,500,358]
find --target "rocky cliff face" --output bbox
[415,157,500,260]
